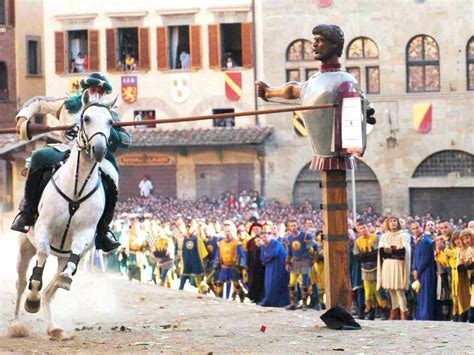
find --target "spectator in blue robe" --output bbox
[260,229,290,307]
[410,221,437,320]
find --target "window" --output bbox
[117,28,139,71]
[406,35,440,92]
[108,27,148,72]
[467,36,474,90]
[26,37,41,75]
[208,23,252,70]
[346,37,380,94]
[0,62,7,100]
[412,150,473,178]
[134,110,156,128]
[212,108,235,127]
[346,67,360,84]
[220,23,242,68]
[168,26,190,70]
[67,30,88,73]
[285,39,318,81]
[55,30,99,75]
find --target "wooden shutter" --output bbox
[241,23,254,68]
[138,27,150,71]
[88,30,100,72]
[189,25,202,70]
[106,29,117,72]
[8,0,15,26]
[54,31,65,75]
[208,24,220,70]
[156,27,168,71]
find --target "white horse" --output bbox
[12,91,117,340]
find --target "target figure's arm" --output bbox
[256,81,303,101]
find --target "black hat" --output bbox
[248,222,263,235]
[320,305,361,330]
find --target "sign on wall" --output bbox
[225,72,242,101]
[118,153,175,166]
[413,103,432,133]
[67,77,82,95]
[121,76,138,104]
[170,74,190,103]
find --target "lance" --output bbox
[0,103,336,137]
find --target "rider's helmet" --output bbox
[80,72,113,94]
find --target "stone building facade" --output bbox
[254,0,474,218]
[0,0,17,128]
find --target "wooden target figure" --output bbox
[256,24,376,310]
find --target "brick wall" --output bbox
[0,26,17,128]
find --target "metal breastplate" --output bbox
[301,71,359,158]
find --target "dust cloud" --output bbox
[0,212,120,337]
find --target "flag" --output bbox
[225,72,242,101]
[292,111,307,137]
[413,103,432,133]
[121,76,138,104]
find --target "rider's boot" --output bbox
[94,173,121,253]
[11,168,47,233]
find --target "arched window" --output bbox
[467,36,474,90]
[346,37,380,94]
[0,62,8,101]
[412,150,473,178]
[285,39,318,82]
[406,35,440,92]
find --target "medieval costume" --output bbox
[314,236,326,308]
[350,238,365,319]
[179,234,208,291]
[456,244,472,321]
[11,72,131,252]
[203,233,221,295]
[412,233,437,320]
[213,237,247,302]
[260,239,290,307]
[377,230,411,320]
[435,248,453,320]
[308,243,322,310]
[153,232,175,287]
[286,230,314,310]
[246,223,265,303]
[126,219,146,282]
[354,233,389,320]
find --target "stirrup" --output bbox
[11,212,32,233]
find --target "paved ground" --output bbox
[0,214,473,353]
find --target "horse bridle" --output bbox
[77,103,113,153]
[50,102,113,253]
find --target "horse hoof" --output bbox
[57,274,72,291]
[24,298,41,313]
[47,327,64,341]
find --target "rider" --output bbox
[12,72,131,252]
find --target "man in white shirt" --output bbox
[139,176,153,197]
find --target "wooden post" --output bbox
[321,170,351,310]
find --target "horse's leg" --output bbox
[13,234,36,320]
[25,226,50,313]
[58,232,93,290]
[43,257,68,340]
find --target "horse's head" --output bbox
[77,89,118,162]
